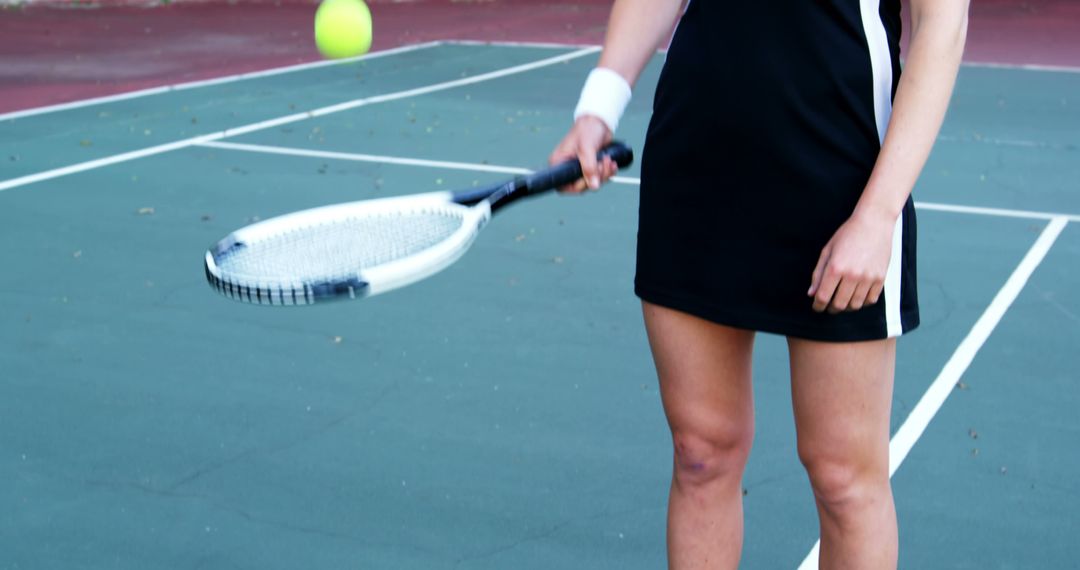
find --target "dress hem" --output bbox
[635,281,920,342]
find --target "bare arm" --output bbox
[550,0,685,191]
[595,0,685,87]
[809,0,969,313]
[855,0,971,222]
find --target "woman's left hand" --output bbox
[808,209,896,314]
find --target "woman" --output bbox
[551,0,968,568]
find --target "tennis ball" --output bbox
[314,0,373,59]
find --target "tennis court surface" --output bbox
[2,2,1078,568]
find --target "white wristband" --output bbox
[573,67,632,134]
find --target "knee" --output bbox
[799,450,889,517]
[671,425,753,489]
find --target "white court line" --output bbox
[449,39,599,50]
[796,216,1070,570]
[0,41,443,123]
[201,141,536,176]
[936,134,1073,149]
[916,201,1080,223]
[189,143,1080,223]
[0,46,601,194]
[964,61,1080,74]
[446,38,673,55]
[442,40,1080,74]
[199,141,641,184]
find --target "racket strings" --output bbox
[216,209,467,281]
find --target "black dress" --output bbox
[635,0,919,341]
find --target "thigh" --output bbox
[643,301,756,439]
[788,337,896,467]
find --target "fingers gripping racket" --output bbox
[204,142,633,306]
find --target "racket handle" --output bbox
[524,141,633,194]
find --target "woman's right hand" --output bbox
[549,115,618,194]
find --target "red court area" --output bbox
[1,0,1078,114]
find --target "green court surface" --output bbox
[2,42,1078,569]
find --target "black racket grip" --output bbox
[524,141,634,194]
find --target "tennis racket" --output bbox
[204,142,633,306]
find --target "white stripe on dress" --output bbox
[859,0,904,336]
[884,214,904,337]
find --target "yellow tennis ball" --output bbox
[314,0,373,59]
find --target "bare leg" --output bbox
[788,337,898,570]
[643,302,756,570]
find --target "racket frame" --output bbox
[204,143,632,306]
[204,190,496,305]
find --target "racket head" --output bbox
[204,191,491,306]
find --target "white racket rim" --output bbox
[204,191,493,304]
